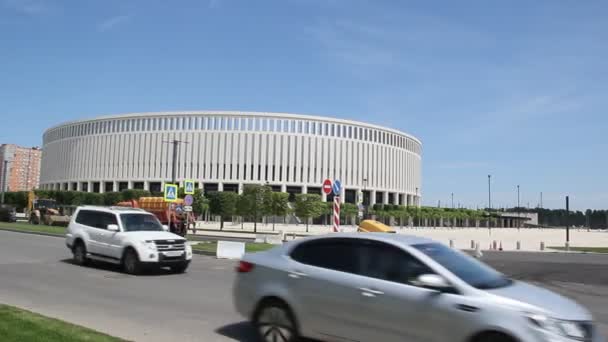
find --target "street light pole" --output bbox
[0,160,8,204]
[517,185,520,230]
[363,178,368,219]
[451,192,454,209]
[487,175,492,210]
[163,140,189,185]
[566,196,570,251]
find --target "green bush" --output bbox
[120,189,151,201]
[2,191,28,210]
[103,192,123,206]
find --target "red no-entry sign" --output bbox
[322,179,333,195]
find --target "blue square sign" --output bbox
[184,180,195,195]
[164,184,178,202]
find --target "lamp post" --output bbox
[0,160,8,204]
[363,178,368,219]
[163,139,189,185]
[451,192,454,209]
[517,185,520,230]
[487,175,492,210]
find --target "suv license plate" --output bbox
[164,251,184,257]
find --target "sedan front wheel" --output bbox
[253,300,298,342]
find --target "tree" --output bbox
[240,184,272,233]
[191,189,209,219]
[294,194,325,232]
[341,203,359,225]
[265,192,290,230]
[235,194,249,229]
[208,191,238,230]
[4,191,28,210]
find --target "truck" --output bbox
[28,194,71,227]
[115,197,194,237]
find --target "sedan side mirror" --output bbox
[107,224,119,232]
[413,274,451,291]
[162,225,169,231]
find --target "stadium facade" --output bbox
[40,111,422,206]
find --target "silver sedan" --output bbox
[233,233,603,342]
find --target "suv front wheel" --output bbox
[123,249,142,275]
[72,241,89,266]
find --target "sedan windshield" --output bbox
[412,243,512,289]
[120,214,164,232]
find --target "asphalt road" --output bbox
[0,230,606,342]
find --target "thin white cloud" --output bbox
[2,0,48,15]
[438,162,490,170]
[98,15,130,32]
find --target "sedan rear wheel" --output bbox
[254,301,298,342]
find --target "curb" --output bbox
[0,228,64,238]
[191,249,215,257]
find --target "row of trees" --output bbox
[0,189,209,216]
[506,207,608,229]
[3,188,607,229]
[206,184,364,232]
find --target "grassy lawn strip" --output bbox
[549,246,608,253]
[192,241,275,254]
[0,222,66,235]
[0,304,127,342]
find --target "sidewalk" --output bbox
[192,221,608,252]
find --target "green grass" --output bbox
[0,304,127,342]
[192,241,275,254]
[0,222,66,235]
[549,246,608,253]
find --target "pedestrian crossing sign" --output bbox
[164,184,178,202]
[184,180,195,195]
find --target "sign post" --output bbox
[332,180,342,232]
[333,196,341,232]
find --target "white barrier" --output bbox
[216,241,246,259]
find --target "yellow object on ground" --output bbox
[357,220,396,233]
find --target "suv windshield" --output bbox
[412,243,512,289]
[120,214,164,232]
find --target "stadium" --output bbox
[40,111,422,206]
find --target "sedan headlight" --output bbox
[526,313,587,339]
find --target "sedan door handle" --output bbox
[359,287,384,296]
[288,271,307,279]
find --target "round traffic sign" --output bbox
[332,179,342,196]
[322,179,332,194]
[184,194,194,206]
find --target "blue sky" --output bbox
[1,0,607,210]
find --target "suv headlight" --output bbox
[526,313,586,339]
[140,241,157,251]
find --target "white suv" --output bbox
[66,206,193,274]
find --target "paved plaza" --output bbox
[194,222,608,251]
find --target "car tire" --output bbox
[72,241,89,266]
[253,299,299,342]
[123,249,142,275]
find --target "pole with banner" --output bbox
[333,196,340,232]
[332,180,342,232]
